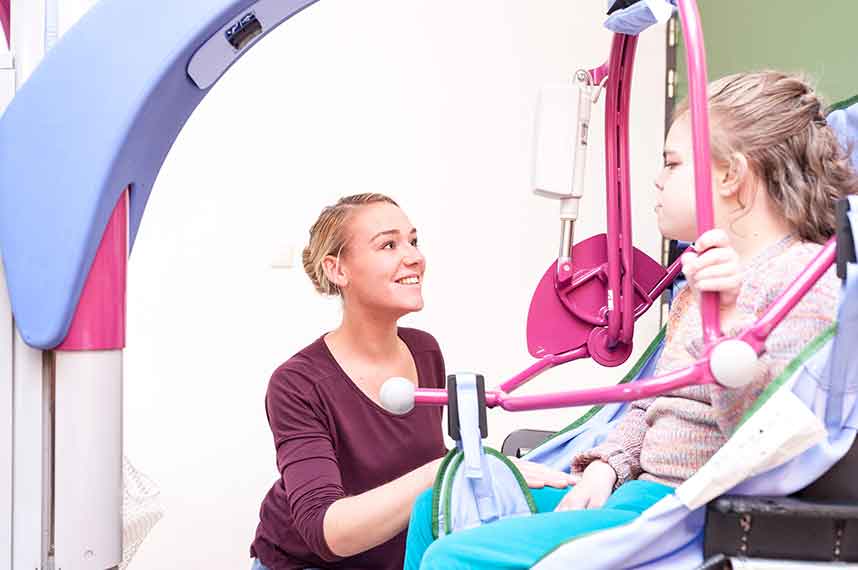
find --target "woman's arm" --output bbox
[323,457,442,558]
[322,450,576,556]
[268,365,445,562]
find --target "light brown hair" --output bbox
[302,193,399,295]
[675,70,858,244]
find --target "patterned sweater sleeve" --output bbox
[705,248,839,437]
[570,398,654,487]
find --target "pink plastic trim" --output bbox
[58,189,128,350]
[0,0,9,50]
[676,0,721,343]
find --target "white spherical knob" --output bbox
[709,339,759,388]
[379,376,416,415]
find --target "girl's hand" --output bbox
[681,229,742,310]
[555,460,617,511]
[510,457,576,489]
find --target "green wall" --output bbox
[676,0,857,108]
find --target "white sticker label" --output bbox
[676,387,826,510]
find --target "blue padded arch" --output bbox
[0,0,319,348]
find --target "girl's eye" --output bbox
[410,238,419,248]
[382,241,396,250]
[664,161,679,170]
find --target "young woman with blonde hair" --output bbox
[250,194,571,570]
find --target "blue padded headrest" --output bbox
[828,100,858,170]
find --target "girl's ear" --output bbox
[716,152,750,198]
[322,254,348,290]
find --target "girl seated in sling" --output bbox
[405,70,858,569]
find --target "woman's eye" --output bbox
[382,241,396,250]
[664,161,679,170]
[410,238,419,247]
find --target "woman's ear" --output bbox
[716,153,750,198]
[321,254,348,290]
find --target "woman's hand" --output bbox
[509,457,576,489]
[681,229,742,311]
[554,460,617,511]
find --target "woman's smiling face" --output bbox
[338,202,425,317]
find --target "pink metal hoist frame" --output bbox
[604,33,637,349]
[411,0,838,412]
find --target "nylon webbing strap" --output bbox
[453,374,499,524]
[825,195,858,430]
[455,374,483,477]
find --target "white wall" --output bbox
[124,1,666,568]
[0,36,16,570]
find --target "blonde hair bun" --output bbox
[302,193,399,296]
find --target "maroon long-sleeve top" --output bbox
[250,327,446,570]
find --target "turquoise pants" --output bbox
[404,480,674,569]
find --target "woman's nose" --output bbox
[403,245,425,267]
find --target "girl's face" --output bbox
[653,115,729,242]
[338,202,425,317]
